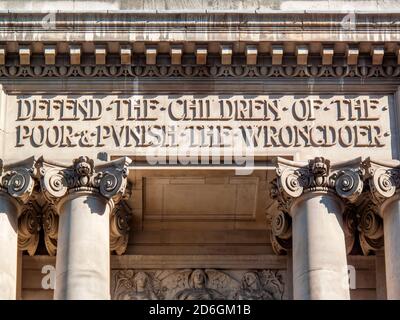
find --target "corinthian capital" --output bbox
[362,158,400,208]
[271,157,364,213]
[39,156,132,208]
[0,157,37,212]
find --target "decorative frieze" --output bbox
[112,269,285,300]
[1,64,400,79]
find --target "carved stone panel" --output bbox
[144,176,259,221]
[111,269,285,300]
[2,94,396,162]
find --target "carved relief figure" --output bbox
[234,270,284,300]
[235,271,265,300]
[174,269,225,300]
[261,270,285,300]
[111,269,285,300]
[121,271,159,300]
[113,270,160,300]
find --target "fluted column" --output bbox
[39,156,131,300]
[363,158,400,299]
[0,158,36,299]
[271,157,363,300]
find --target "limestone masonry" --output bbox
[0,0,400,300]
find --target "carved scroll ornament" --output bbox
[269,157,364,255]
[39,156,131,207]
[38,156,132,255]
[0,157,36,207]
[362,158,400,207]
[0,157,39,255]
[271,157,364,212]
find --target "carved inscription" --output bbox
[0,94,392,163]
[5,95,392,160]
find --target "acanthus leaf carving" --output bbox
[18,201,41,256]
[343,207,357,255]
[42,204,59,256]
[357,202,384,255]
[110,202,132,255]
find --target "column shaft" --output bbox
[291,192,350,300]
[381,198,400,299]
[55,192,111,300]
[0,194,18,299]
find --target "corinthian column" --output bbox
[0,157,36,299]
[363,158,400,299]
[271,157,363,300]
[39,156,131,300]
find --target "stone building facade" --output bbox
[0,0,400,300]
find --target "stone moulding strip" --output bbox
[110,254,287,270]
[1,11,400,26]
[1,78,398,95]
[21,254,287,270]
[1,64,400,79]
